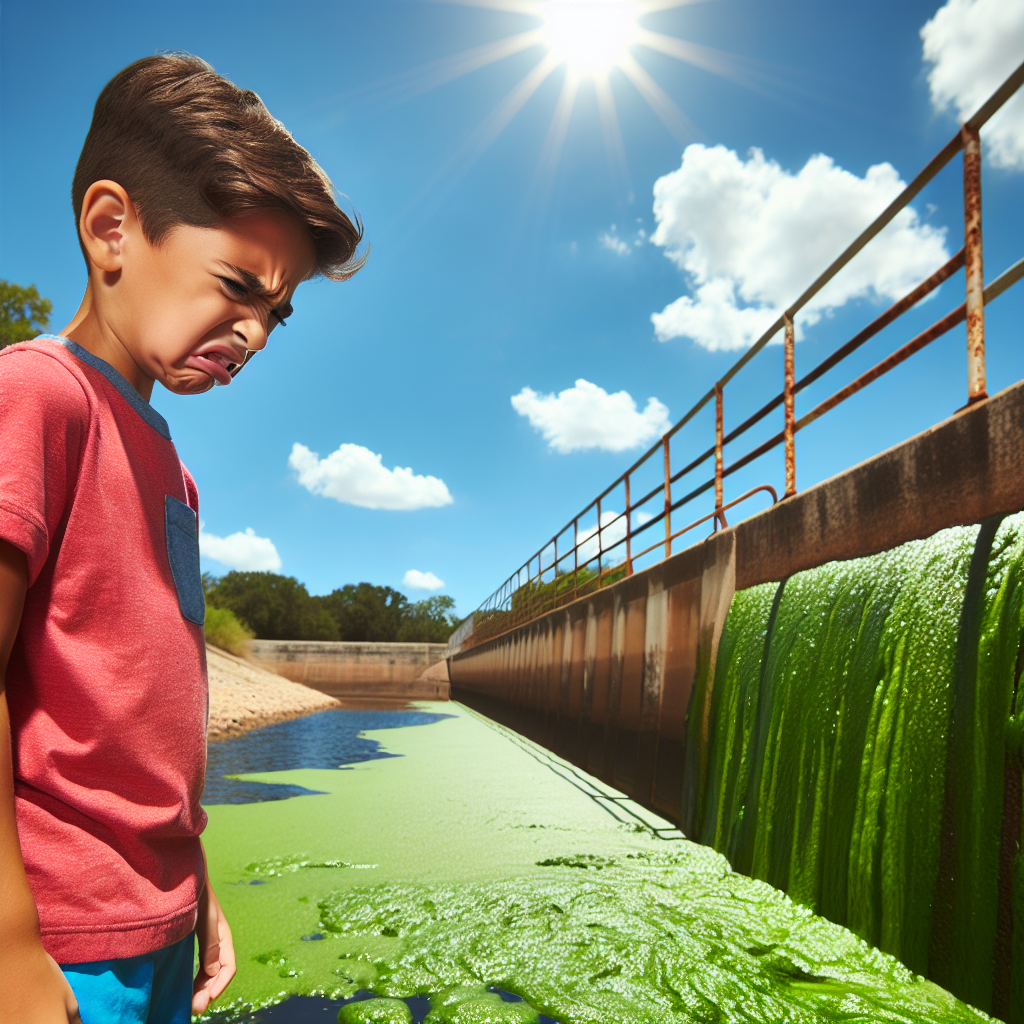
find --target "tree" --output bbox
[204,605,255,656]
[204,571,462,644]
[0,280,52,349]
[317,583,409,643]
[207,571,338,641]
[398,595,461,643]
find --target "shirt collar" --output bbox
[40,335,172,441]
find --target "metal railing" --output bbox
[456,62,1024,651]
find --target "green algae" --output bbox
[245,854,377,878]
[338,998,414,1023]
[534,855,615,870]
[692,515,1024,1019]
[251,949,289,969]
[424,990,538,1023]
[311,847,985,1023]
[944,514,1024,1019]
[198,701,998,1023]
[419,986,539,1024]
[199,702,684,1020]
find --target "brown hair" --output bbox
[72,53,364,280]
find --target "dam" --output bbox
[446,62,1024,1023]
[200,63,1024,1024]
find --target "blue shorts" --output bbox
[60,933,194,1024]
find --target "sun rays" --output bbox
[418,1,747,190]
[362,0,769,234]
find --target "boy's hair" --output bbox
[72,54,364,280]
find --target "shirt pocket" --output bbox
[164,495,205,626]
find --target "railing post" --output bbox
[714,382,726,530]
[551,536,558,611]
[662,435,672,558]
[962,123,987,404]
[783,313,797,498]
[596,497,603,583]
[625,474,633,575]
[573,519,579,600]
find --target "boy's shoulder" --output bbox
[0,337,94,422]
[0,336,92,393]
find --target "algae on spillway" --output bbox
[199,702,992,1023]
[688,513,1024,1020]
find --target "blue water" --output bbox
[202,708,454,805]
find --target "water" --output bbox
[686,513,1024,1020]
[229,988,561,1023]
[203,709,454,804]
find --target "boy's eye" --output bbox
[219,275,289,328]
[219,276,248,299]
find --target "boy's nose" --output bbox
[234,315,269,353]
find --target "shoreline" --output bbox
[206,644,340,741]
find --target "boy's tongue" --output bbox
[185,354,232,386]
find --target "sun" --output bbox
[540,0,641,78]
[379,0,755,223]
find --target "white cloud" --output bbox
[600,225,631,256]
[403,569,445,591]
[600,223,648,255]
[922,0,1024,170]
[649,144,949,351]
[511,379,671,454]
[289,442,453,511]
[199,526,282,572]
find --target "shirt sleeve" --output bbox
[181,463,200,518]
[0,347,88,585]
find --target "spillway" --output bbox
[690,514,1024,1020]
[449,384,1024,1020]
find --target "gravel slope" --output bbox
[206,644,338,740]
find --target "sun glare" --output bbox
[391,0,737,223]
[541,0,641,77]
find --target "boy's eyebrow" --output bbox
[220,262,293,320]
[220,262,286,303]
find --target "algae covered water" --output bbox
[686,513,1024,1021]
[204,843,990,1024]
[200,702,995,1024]
[226,987,558,1023]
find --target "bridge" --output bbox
[446,62,1024,1021]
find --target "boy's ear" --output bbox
[78,180,137,274]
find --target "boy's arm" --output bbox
[191,844,236,1013]
[0,539,80,1024]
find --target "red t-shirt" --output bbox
[0,336,208,963]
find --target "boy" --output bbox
[0,55,363,1023]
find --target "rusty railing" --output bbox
[456,61,1024,651]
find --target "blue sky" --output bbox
[1,0,1022,617]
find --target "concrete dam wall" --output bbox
[247,640,449,701]
[449,380,1024,1020]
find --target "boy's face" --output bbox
[91,200,317,396]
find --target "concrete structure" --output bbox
[449,379,1024,824]
[246,640,449,701]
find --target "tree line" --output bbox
[204,572,461,644]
